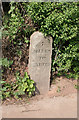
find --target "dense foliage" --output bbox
[1,2,79,100]
[3,2,35,44]
[27,2,79,79]
[2,2,36,100]
[1,71,35,100]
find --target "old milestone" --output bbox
[28,31,52,94]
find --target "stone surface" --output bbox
[28,31,52,94]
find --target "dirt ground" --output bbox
[1,76,77,118]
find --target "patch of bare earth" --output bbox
[2,76,77,118]
[2,76,77,105]
[26,76,77,103]
[47,76,77,97]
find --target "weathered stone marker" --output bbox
[28,31,52,94]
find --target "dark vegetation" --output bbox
[1,2,79,100]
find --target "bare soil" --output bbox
[1,76,77,118]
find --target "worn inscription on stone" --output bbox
[33,49,50,53]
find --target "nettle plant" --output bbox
[27,2,79,79]
[1,72,35,100]
[14,72,35,98]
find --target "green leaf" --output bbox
[29,91,31,95]
[0,81,6,84]
[27,88,29,92]
[24,72,29,79]
[30,84,33,88]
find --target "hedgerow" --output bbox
[27,2,79,79]
[2,2,79,100]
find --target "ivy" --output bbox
[27,2,79,79]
